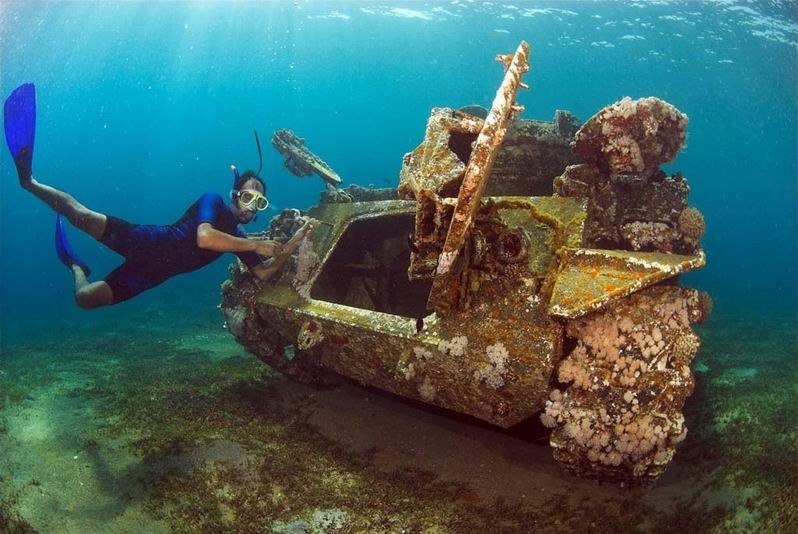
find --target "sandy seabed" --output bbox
[0,311,795,533]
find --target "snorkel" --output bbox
[230,130,267,222]
[230,130,263,189]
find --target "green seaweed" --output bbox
[0,492,36,533]
[678,318,798,531]
[1,318,795,532]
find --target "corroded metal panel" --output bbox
[252,281,561,429]
[397,109,483,199]
[272,128,343,186]
[548,248,706,319]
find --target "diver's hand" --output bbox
[252,239,283,257]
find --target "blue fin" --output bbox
[4,83,36,182]
[55,215,91,277]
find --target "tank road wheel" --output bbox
[541,284,711,485]
[219,264,324,385]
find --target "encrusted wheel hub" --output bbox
[541,285,710,484]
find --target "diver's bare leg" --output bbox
[23,178,107,239]
[71,266,114,309]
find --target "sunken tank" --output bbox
[220,41,710,485]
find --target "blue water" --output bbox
[1,1,796,339]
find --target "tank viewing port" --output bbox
[310,214,432,318]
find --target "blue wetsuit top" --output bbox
[100,193,262,303]
[151,192,261,274]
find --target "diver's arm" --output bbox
[196,223,282,256]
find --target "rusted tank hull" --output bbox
[222,200,572,428]
[221,42,711,485]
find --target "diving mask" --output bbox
[233,189,269,211]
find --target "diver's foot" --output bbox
[55,215,92,278]
[70,263,90,279]
[65,259,92,279]
[15,147,32,185]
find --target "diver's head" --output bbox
[230,168,268,224]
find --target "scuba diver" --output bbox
[3,83,311,308]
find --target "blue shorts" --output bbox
[100,215,170,303]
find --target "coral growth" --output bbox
[555,97,703,254]
[438,336,468,357]
[572,96,687,178]
[265,208,307,242]
[542,285,709,484]
[473,342,510,389]
[221,306,247,338]
[297,320,324,351]
[620,221,681,252]
[418,376,437,401]
[292,237,320,298]
[678,207,706,243]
